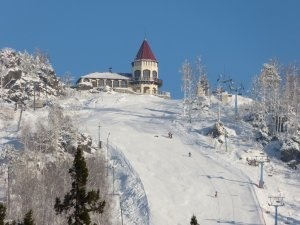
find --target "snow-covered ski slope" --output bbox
[57,91,299,225]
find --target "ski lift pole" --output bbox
[274,205,279,225]
[259,161,264,188]
[256,156,269,188]
[268,196,284,225]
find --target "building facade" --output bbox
[76,39,167,97]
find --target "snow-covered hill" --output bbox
[0,91,299,225]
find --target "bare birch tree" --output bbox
[181,59,195,122]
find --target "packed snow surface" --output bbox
[1,91,299,225]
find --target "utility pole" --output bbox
[268,195,284,225]
[98,122,102,149]
[106,132,110,177]
[119,194,124,225]
[112,163,116,195]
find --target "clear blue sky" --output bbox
[1,0,299,99]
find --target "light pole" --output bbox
[106,132,110,176]
[110,161,117,195]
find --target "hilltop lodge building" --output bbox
[76,40,170,98]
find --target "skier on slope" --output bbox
[215,191,218,198]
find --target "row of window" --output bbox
[87,79,128,88]
[134,61,157,66]
[134,70,157,80]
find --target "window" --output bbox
[134,70,141,80]
[152,71,157,80]
[92,80,97,87]
[143,70,150,80]
[106,79,112,87]
[113,80,119,87]
[99,79,104,87]
[121,80,127,88]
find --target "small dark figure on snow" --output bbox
[168,132,173,139]
[215,191,218,198]
[188,152,192,157]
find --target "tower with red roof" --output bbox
[131,39,162,94]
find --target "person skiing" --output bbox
[188,152,191,157]
[168,131,173,139]
[215,191,218,198]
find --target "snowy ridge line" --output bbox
[109,144,150,225]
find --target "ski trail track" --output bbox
[73,94,265,225]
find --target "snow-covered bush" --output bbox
[280,138,300,164]
[206,121,228,143]
[77,81,93,90]
[0,48,63,103]
[77,133,93,153]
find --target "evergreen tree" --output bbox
[0,203,34,225]
[190,214,199,225]
[22,210,35,225]
[0,203,6,225]
[54,147,105,225]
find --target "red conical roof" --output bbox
[135,39,157,61]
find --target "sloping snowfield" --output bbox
[1,91,299,225]
[56,91,299,225]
